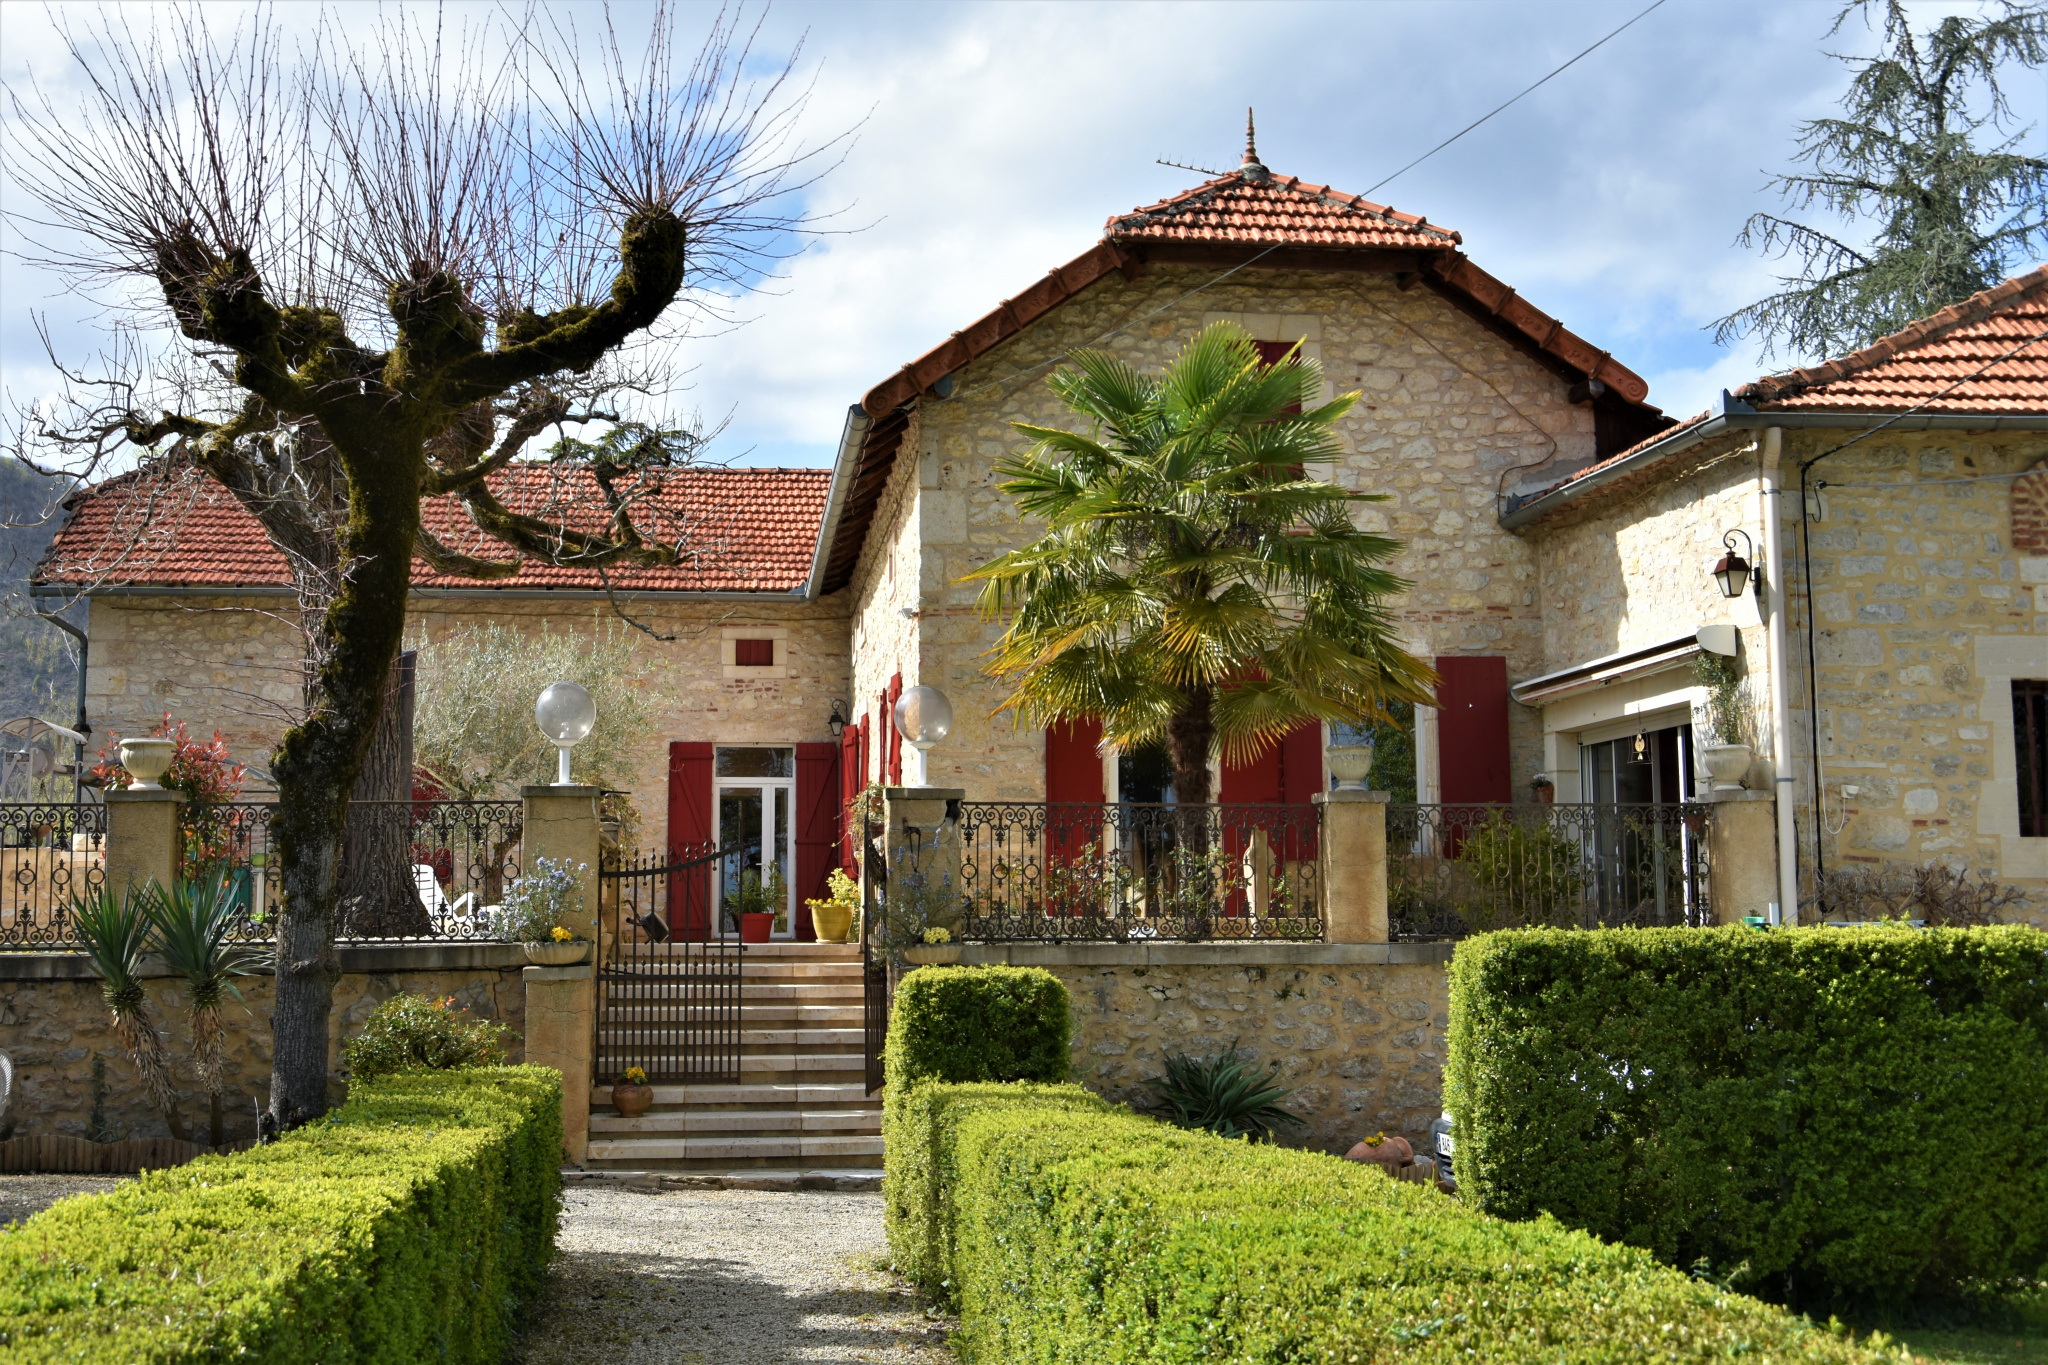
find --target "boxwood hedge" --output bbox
[890,1081,1893,1362]
[0,1065,562,1362]
[1446,925,2048,1307]
[882,964,1072,1093]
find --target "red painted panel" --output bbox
[666,742,714,940]
[1436,656,1510,805]
[886,674,903,786]
[1280,721,1325,807]
[794,742,840,942]
[839,720,863,871]
[1221,743,1281,804]
[733,638,774,666]
[1045,718,1104,867]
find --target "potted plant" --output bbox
[804,867,861,944]
[902,926,961,965]
[492,856,592,964]
[1694,654,1752,791]
[725,865,786,943]
[611,1065,653,1118]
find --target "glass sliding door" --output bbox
[713,747,795,939]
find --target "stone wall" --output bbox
[882,265,1598,800]
[847,409,929,783]
[0,947,526,1145]
[960,943,1452,1156]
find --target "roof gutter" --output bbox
[802,404,872,601]
[1498,398,2048,531]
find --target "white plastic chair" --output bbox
[415,865,481,927]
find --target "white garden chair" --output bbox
[415,864,481,928]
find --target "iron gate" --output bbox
[861,817,888,1095]
[597,846,744,1084]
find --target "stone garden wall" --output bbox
[959,943,1453,1156]
[0,947,526,1145]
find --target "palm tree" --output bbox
[966,322,1435,830]
[151,876,265,1147]
[69,885,187,1141]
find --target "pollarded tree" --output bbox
[1715,0,2048,358]
[966,323,1436,832]
[3,4,840,1130]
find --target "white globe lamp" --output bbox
[535,681,597,786]
[892,685,954,788]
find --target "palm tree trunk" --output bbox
[1167,686,1215,863]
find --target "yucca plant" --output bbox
[1143,1037,1305,1142]
[150,875,265,1146]
[68,884,187,1141]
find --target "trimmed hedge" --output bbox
[0,1065,562,1362]
[1446,925,2048,1305]
[893,1082,1891,1362]
[883,965,1072,1094]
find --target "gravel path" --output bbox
[0,1174,132,1227]
[515,1186,957,1364]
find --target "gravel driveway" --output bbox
[0,1174,131,1227]
[514,1185,956,1364]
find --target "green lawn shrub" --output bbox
[342,989,517,1079]
[1446,925,2048,1309]
[883,964,1071,1093]
[898,1081,1892,1362]
[0,1065,562,1362]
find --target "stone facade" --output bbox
[961,944,1452,1155]
[851,266,1604,797]
[0,953,526,1144]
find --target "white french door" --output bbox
[713,747,795,939]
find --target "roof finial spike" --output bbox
[1240,107,1269,183]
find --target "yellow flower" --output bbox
[922,927,952,945]
[623,1066,647,1086]
[550,925,573,942]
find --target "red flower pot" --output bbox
[739,912,774,943]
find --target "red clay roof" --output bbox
[1735,264,2048,413]
[35,460,829,595]
[1106,171,1463,250]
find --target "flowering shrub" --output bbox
[342,994,514,1080]
[491,857,587,943]
[92,715,249,870]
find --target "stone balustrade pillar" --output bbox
[1315,789,1389,944]
[1706,789,1779,924]
[103,789,184,900]
[880,787,966,939]
[520,784,602,1164]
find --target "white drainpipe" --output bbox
[1760,427,1800,924]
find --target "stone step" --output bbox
[589,1108,880,1135]
[584,1134,884,1167]
[598,1027,863,1048]
[589,1082,874,1108]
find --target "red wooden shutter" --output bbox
[839,721,863,871]
[733,638,775,666]
[1254,340,1305,418]
[886,673,903,785]
[1436,656,1510,804]
[1044,718,1104,866]
[794,742,840,942]
[1220,744,1281,804]
[666,741,714,940]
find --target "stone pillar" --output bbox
[1316,790,1389,944]
[881,787,966,937]
[103,789,184,899]
[520,785,601,1165]
[1707,790,1778,924]
[524,963,594,1165]
[520,785,602,941]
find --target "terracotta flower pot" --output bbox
[1344,1134,1413,1175]
[739,912,774,943]
[612,1082,654,1118]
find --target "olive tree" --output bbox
[3,3,838,1130]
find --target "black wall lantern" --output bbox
[826,699,848,740]
[1711,529,1755,600]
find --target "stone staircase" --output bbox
[585,942,882,1183]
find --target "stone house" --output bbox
[1504,266,2048,921]
[33,141,1680,935]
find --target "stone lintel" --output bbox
[956,941,1454,968]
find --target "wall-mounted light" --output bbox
[827,699,848,740]
[1711,529,1755,600]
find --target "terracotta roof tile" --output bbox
[1737,264,2048,413]
[36,461,829,595]
[1106,171,1463,250]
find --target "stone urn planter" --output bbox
[611,1079,654,1118]
[118,738,176,790]
[1325,742,1376,791]
[902,944,962,966]
[1700,743,1752,791]
[811,901,855,944]
[1344,1133,1413,1177]
[523,940,589,966]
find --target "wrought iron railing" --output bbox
[1386,802,1713,939]
[596,846,743,1085]
[0,801,107,948]
[956,801,1323,942]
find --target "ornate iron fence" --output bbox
[596,846,743,1085]
[956,802,1324,942]
[1386,802,1713,939]
[0,801,106,948]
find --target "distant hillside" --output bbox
[0,460,83,726]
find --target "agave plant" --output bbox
[1144,1038,1305,1142]
[68,884,187,1141]
[150,875,265,1146]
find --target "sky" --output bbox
[3,0,2043,471]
